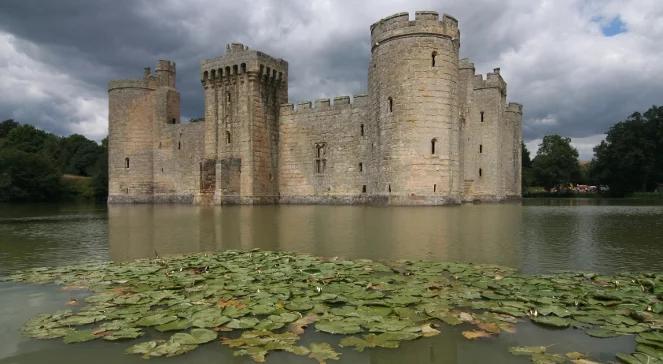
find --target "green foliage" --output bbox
[0,148,61,201]
[531,135,581,190]
[91,137,108,200]
[0,120,107,202]
[60,134,103,176]
[0,119,19,138]
[590,105,663,196]
[9,249,663,363]
[521,142,534,193]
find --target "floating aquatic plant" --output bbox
[7,249,663,363]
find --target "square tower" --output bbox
[200,43,288,204]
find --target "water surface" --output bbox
[1,199,662,363]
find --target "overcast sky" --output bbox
[1,0,662,160]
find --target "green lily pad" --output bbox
[509,346,547,356]
[315,320,362,335]
[532,316,570,328]
[63,330,98,344]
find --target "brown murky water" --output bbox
[1,199,662,363]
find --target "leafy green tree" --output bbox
[590,106,662,196]
[0,119,19,138]
[60,134,103,176]
[521,142,534,193]
[532,135,581,190]
[91,137,108,200]
[0,148,61,201]
[4,124,58,155]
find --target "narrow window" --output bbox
[178,141,181,150]
[479,168,483,177]
[360,124,364,136]
[241,63,246,73]
[125,158,130,168]
[315,160,321,174]
[211,70,216,79]
[434,184,437,192]
[226,131,231,144]
[203,71,208,81]
[431,138,437,155]
[388,97,393,113]
[225,66,231,76]
[480,111,485,123]
[362,185,367,193]
[388,184,391,193]
[359,162,363,172]
[226,92,231,103]
[171,118,176,124]
[233,65,238,74]
[479,144,483,153]
[161,167,164,173]
[432,51,437,67]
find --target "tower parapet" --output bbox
[370,11,459,48]
[200,42,288,87]
[473,68,507,92]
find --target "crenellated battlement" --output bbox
[108,79,155,91]
[506,102,523,114]
[459,58,475,70]
[473,68,506,91]
[200,43,288,86]
[280,94,368,115]
[370,11,459,48]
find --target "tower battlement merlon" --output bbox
[506,102,523,114]
[369,11,459,48]
[473,68,507,91]
[279,94,369,115]
[200,43,288,86]
[459,58,475,70]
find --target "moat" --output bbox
[1,200,662,363]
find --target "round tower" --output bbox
[107,78,156,202]
[369,11,462,204]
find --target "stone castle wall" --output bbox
[108,11,523,206]
[278,96,375,204]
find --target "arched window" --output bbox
[241,63,247,73]
[360,124,365,136]
[226,131,231,144]
[225,66,231,76]
[211,70,216,79]
[388,97,393,113]
[432,51,437,67]
[125,158,130,168]
[203,71,208,81]
[431,138,437,155]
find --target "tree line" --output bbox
[523,105,663,196]
[0,119,107,202]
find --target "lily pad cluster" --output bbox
[7,249,663,363]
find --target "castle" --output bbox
[108,11,522,205]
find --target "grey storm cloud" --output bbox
[1,0,662,160]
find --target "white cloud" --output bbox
[1,0,662,151]
[0,32,107,140]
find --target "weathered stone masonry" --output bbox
[108,11,522,205]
